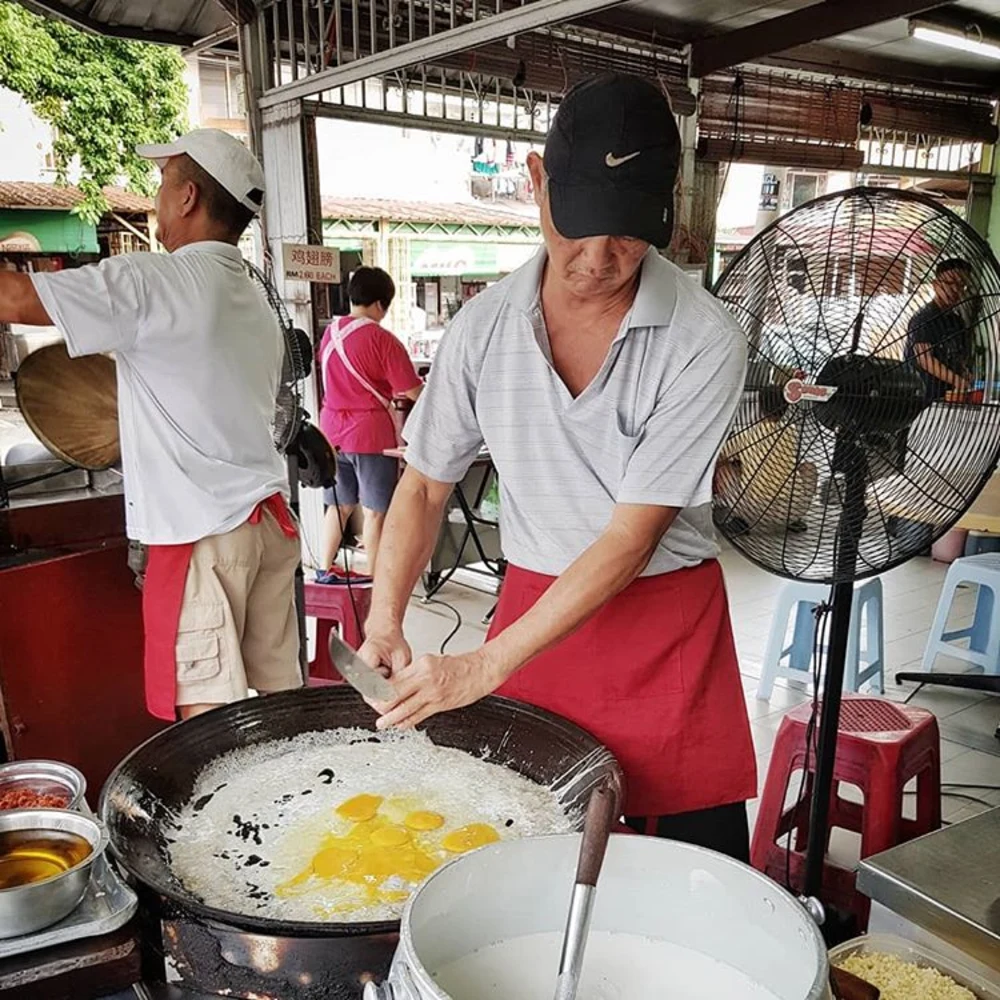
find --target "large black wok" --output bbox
[100,686,622,939]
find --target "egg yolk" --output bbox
[277,794,500,913]
[312,845,359,878]
[336,794,383,822]
[370,825,410,848]
[441,823,501,854]
[405,810,445,831]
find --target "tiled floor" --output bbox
[387,540,1000,867]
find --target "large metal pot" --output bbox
[100,687,621,998]
[369,835,832,1000]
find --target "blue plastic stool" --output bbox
[921,553,1000,675]
[756,578,885,700]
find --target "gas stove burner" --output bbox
[158,909,397,1000]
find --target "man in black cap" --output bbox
[359,74,756,859]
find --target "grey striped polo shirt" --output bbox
[403,248,747,577]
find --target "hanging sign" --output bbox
[281,243,341,283]
[759,173,780,212]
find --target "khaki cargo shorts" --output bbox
[174,507,303,707]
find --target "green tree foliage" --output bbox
[0,1,188,221]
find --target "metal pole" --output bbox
[803,445,865,901]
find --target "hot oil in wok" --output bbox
[277,794,500,914]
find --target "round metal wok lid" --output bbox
[100,686,622,937]
[15,343,119,470]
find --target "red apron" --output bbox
[490,560,757,817]
[142,494,297,721]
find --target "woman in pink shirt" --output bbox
[318,267,423,577]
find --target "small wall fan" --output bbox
[713,187,1000,922]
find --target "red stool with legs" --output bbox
[304,579,373,681]
[751,696,940,929]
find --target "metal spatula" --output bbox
[553,784,616,1000]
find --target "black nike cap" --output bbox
[544,73,680,248]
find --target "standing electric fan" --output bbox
[713,187,1000,929]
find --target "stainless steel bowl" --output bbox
[0,760,87,812]
[0,809,107,938]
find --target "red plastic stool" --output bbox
[305,579,373,681]
[751,695,940,929]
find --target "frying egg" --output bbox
[441,823,501,853]
[336,794,383,822]
[405,810,445,831]
[277,794,500,914]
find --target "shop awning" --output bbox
[0,209,99,255]
[410,240,537,277]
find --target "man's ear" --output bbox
[178,179,200,218]
[526,151,546,208]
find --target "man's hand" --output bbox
[357,624,413,680]
[371,647,506,730]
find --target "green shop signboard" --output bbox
[0,210,99,255]
[409,240,536,277]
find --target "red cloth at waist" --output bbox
[142,494,296,720]
[489,560,756,816]
[248,492,298,538]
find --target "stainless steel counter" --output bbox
[857,807,1000,973]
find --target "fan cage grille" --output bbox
[713,187,1000,584]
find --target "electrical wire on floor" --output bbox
[322,485,466,656]
[420,597,463,655]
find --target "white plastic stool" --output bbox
[921,553,1000,675]
[756,577,885,700]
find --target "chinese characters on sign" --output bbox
[759,173,780,212]
[281,243,342,284]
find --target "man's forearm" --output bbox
[915,348,965,387]
[0,273,52,326]
[484,509,677,683]
[368,467,451,630]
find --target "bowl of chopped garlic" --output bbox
[830,934,1000,1000]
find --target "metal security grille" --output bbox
[252,0,641,107]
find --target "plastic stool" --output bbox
[305,579,373,681]
[921,553,1000,675]
[757,578,884,700]
[751,696,941,929]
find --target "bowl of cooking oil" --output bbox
[0,808,108,938]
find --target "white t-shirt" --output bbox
[404,248,747,577]
[32,242,288,545]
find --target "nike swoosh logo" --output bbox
[605,151,641,168]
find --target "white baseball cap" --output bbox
[136,129,265,215]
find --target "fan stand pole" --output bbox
[288,455,309,685]
[803,443,867,909]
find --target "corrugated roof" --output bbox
[19,0,234,46]
[321,196,540,229]
[0,181,153,214]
